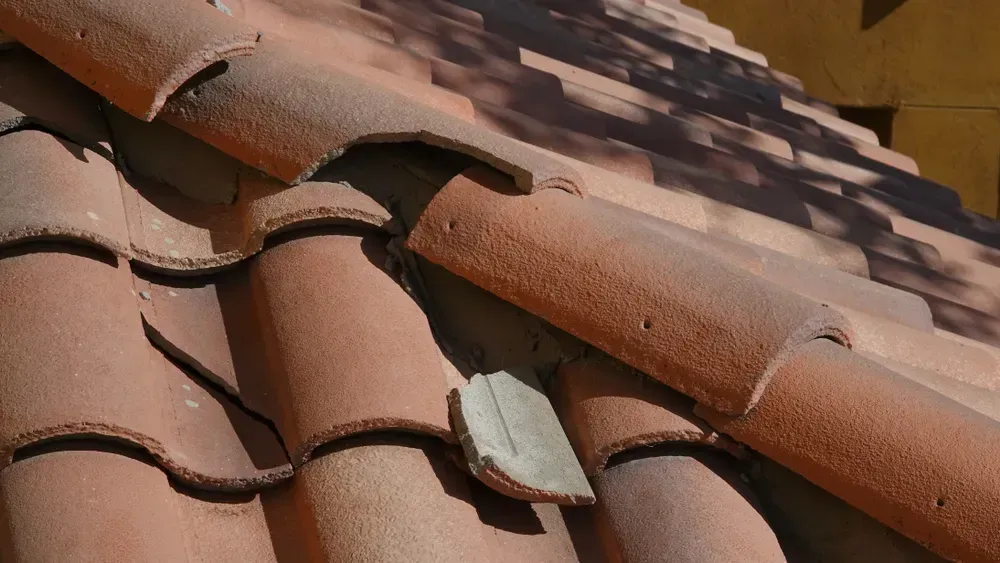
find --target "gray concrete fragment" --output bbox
[450,366,595,505]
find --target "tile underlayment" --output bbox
[1,0,1000,561]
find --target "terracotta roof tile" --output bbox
[295,438,497,561]
[0,50,111,155]
[0,245,289,488]
[0,0,259,120]
[406,166,851,415]
[0,131,129,254]
[2,0,1000,560]
[552,355,720,475]
[593,452,787,563]
[248,233,454,463]
[697,339,1000,563]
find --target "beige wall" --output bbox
[687,0,1000,216]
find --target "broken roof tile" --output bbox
[0,0,259,120]
[407,166,851,415]
[0,245,290,489]
[3,0,1000,560]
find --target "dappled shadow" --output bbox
[861,0,910,30]
[294,0,1000,345]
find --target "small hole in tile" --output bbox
[77,29,88,39]
[936,498,946,508]
[641,319,651,330]
[447,220,456,231]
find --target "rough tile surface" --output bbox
[1,0,999,561]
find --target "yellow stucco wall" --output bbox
[686,0,1000,217]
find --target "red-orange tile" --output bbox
[1,0,259,120]
[594,453,786,563]
[407,166,850,416]
[251,233,453,463]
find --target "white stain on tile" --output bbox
[168,290,179,297]
[182,384,191,391]
[165,237,175,245]
[86,211,100,222]
[168,250,180,258]
[151,218,163,231]
[185,399,200,408]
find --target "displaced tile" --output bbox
[450,367,595,505]
[161,39,583,193]
[0,130,129,255]
[407,166,851,416]
[865,248,1000,316]
[697,340,1000,563]
[251,232,453,464]
[781,97,880,146]
[552,355,719,475]
[0,0,259,120]
[797,151,961,209]
[593,453,787,563]
[0,245,290,489]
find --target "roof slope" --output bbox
[0,0,998,561]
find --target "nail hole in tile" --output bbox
[77,29,88,39]
[641,319,652,330]
[936,498,946,508]
[447,220,456,231]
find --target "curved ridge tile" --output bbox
[0,130,129,255]
[697,339,1000,563]
[0,245,290,490]
[251,233,454,464]
[0,50,111,156]
[0,0,259,121]
[593,453,787,563]
[161,39,583,193]
[552,356,719,476]
[122,172,390,272]
[406,166,852,416]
